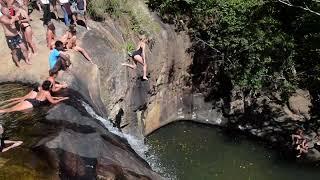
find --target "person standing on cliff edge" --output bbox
[0,3,31,67]
[122,35,149,81]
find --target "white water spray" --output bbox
[81,102,175,179]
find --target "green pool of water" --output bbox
[146,122,320,180]
[0,83,56,179]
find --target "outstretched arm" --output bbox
[0,15,16,25]
[46,92,69,104]
[52,82,67,92]
[142,44,146,62]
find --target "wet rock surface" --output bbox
[33,91,161,179]
[224,87,320,161]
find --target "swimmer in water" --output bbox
[0,80,69,113]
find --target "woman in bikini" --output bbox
[0,73,67,109]
[0,80,68,113]
[122,35,149,80]
[61,25,93,63]
[46,21,55,49]
[14,3,37,56]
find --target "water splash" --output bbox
[81,101,175,179]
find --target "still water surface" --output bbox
[146,122,320,180]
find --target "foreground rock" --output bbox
[33,92,161,179]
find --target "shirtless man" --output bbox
[0,4,31,67]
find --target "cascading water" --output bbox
[81,101,174,179]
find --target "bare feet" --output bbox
[14,62,21,68]
[25,60,32,65]
[143,76,149,81]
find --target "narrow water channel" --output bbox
[0,83,56,179]
[146,122,320,180]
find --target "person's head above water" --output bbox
[55,40,64,51]
[42,80,53,91]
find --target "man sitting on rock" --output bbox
[49,40,70,70]
[0,3,31,67]
[50,53,71,75]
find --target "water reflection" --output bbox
[146,122,320,180]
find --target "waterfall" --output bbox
[81,101,175,179]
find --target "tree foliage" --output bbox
[148,0,320,99]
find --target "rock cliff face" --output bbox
[78,15,225,138]
[0,10,163,179]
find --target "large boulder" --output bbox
[34,101,161,179]
[288,89,312,121]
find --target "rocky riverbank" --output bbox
[1,2,319,177]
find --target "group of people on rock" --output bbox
[0,0,151,153]
[0,0,93,67]
[37,0,89,29]
[291,128,320,158]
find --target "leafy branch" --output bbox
[277,0,320,16]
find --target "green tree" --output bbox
[148,0,320,100]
